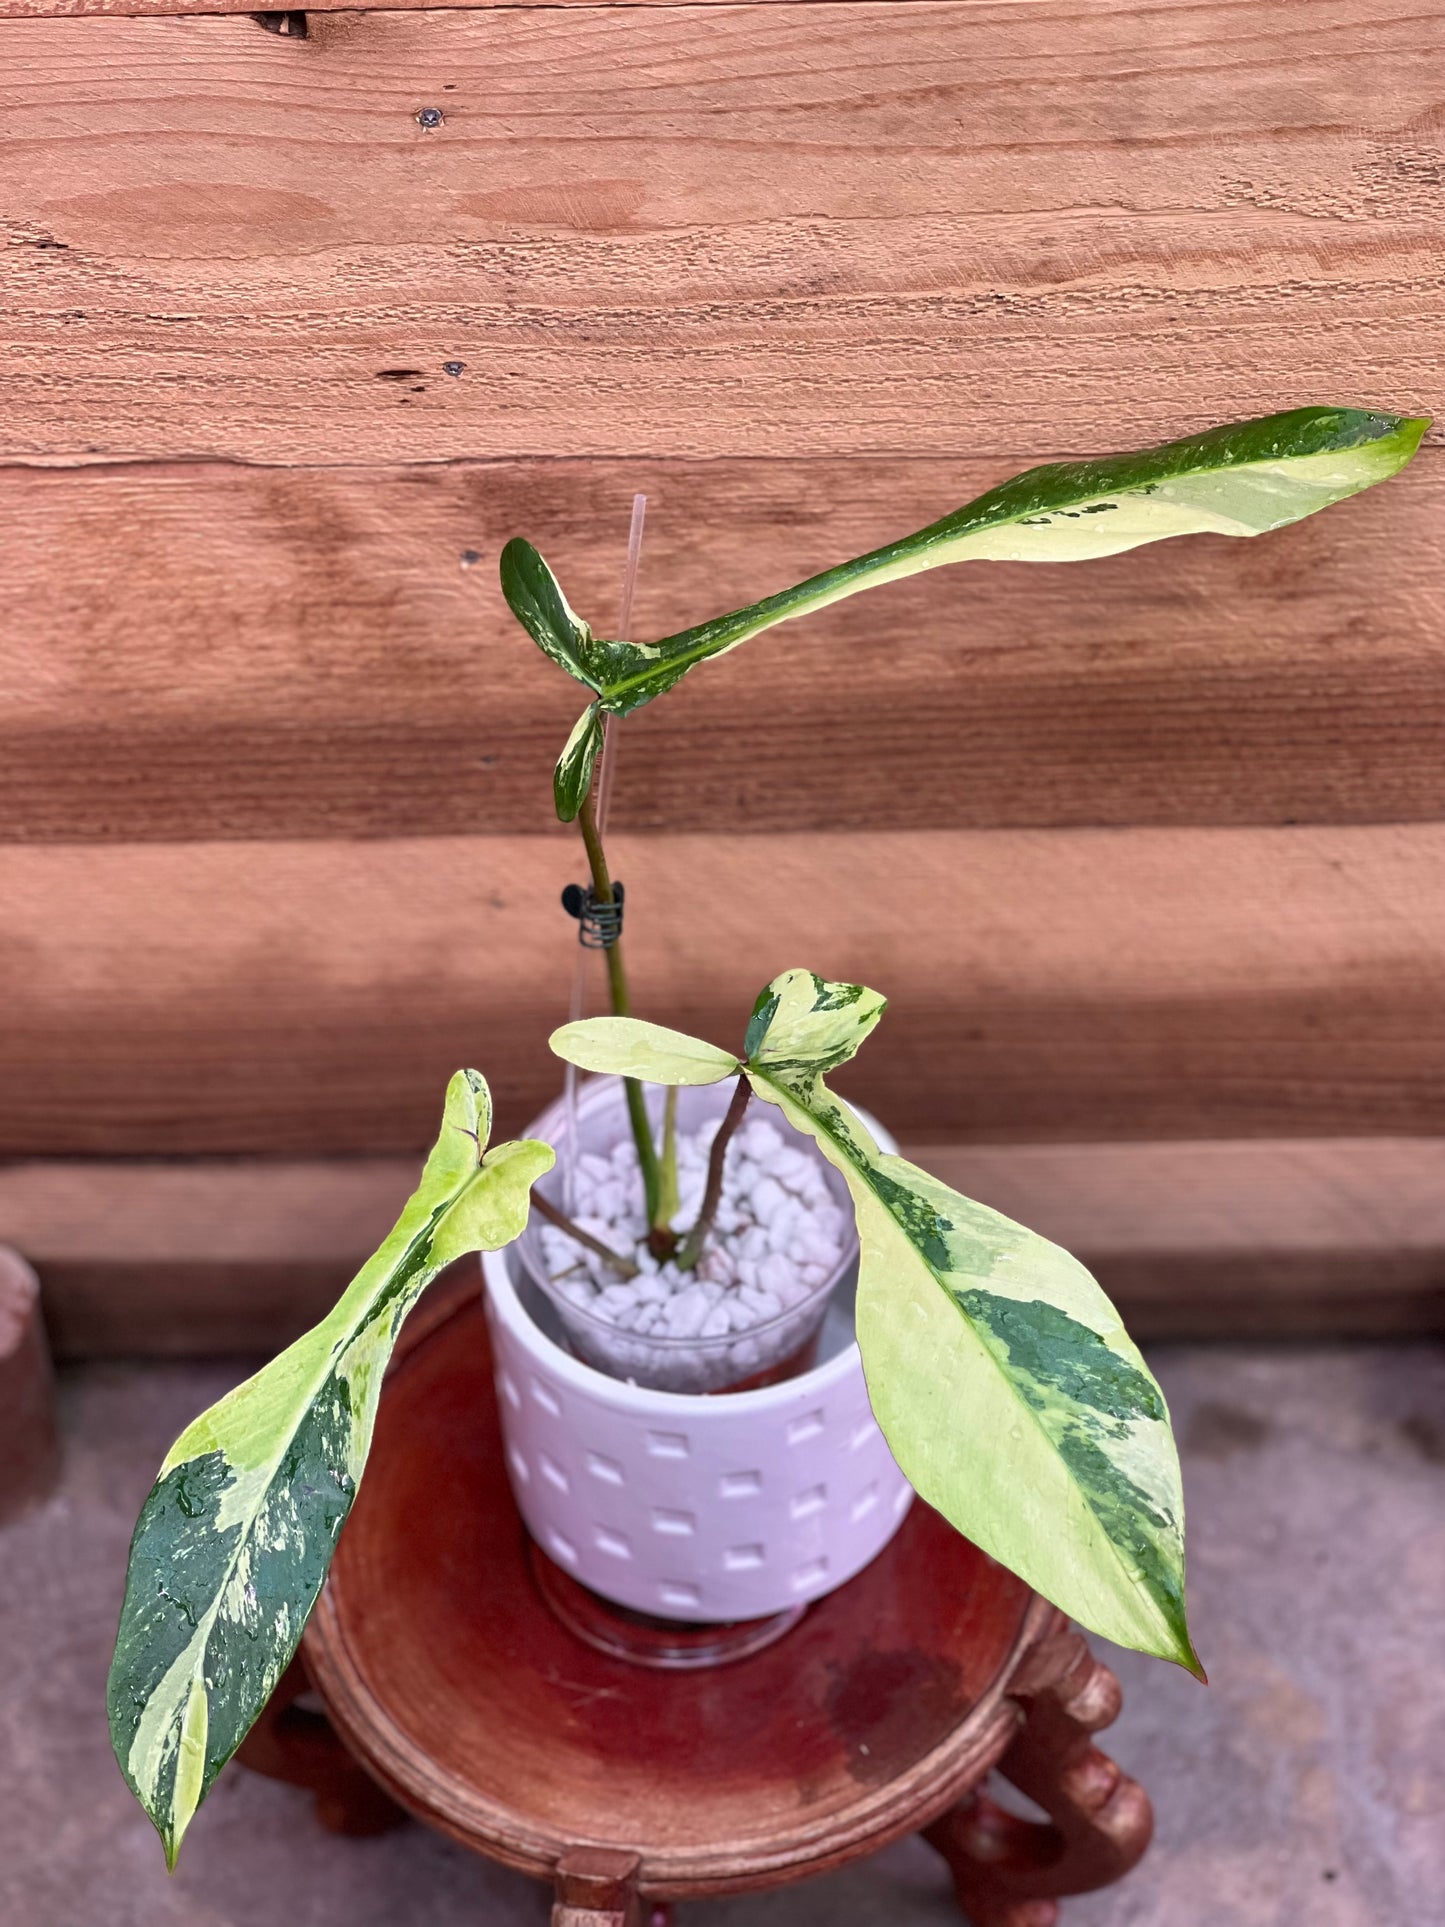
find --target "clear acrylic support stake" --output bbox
[594,492,647,838]
[561,492,648,1213]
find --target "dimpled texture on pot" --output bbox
[482,1096,913,1622]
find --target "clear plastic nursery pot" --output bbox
[516,1077,857,1395]
[483,1084,914,1628]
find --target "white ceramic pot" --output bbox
[481,1101,913,1623]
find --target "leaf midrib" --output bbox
[593,437,1352,706]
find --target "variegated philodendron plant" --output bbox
[502,405,1429,1661]
[110,405,1426,1869]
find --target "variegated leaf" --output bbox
[510,408,1427,730]
[554,703,604,822]
[498,537,601,692]
[549,1015,740,1085]
[107,1072,554,1869]
[550,977,1201,1674]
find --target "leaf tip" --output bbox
[1157,1609,1207,1683]
[1366,409,1431,473]
[1164,1643,1208,1685]
[496,535,539,612]
[1399,413,1433,450]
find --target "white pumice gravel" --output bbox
[534,1115,850,1390]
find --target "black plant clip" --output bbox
[561,880,625,949]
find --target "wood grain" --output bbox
[1,4,1438,464]
[0,0,795,13]
[2,825,1440,1158]
[12,1138,1444,1355]
[4,451,1443,840]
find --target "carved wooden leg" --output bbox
[235,1651,408,1836]
[923,1613,1152,1927]
[551,1848,673,1927]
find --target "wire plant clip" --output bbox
[561,880,625,949]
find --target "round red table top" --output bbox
[304,1279,1040,1898]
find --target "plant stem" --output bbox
[529,1187,639,1280]
[575,789,669,1250]
[676,1074,751,1270]
[576,789,628,1010]
[658,1086,680,1223]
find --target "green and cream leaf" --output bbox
[499,537,602,693]
[550,1015,740,1086]
[746,973,1199,1671]
[554,703,605,822]
[743,971,887,1074]
[107,1072,554,1870]
[553,976,1201,1673]
[510,408,1428,729]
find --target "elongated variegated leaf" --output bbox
[509,408,1427,731]
[555,703,604,822]
[550,980,1201,1674]
[499,537,599,689]
[107,1072,554,1869]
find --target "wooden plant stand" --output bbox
[239,1279,1151,1926]
[0,1246,60,1524]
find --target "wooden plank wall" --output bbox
[1,0,1442,1348]
[13,1143,1445,1356]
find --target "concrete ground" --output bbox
[2,1344,1441,1927]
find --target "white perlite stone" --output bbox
[537,1116,848,1384]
